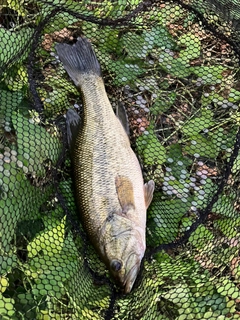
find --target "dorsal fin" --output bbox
[66,108,82,151]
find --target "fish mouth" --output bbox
[123,263,140,294]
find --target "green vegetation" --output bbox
[0,0,240,319]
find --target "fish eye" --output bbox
[110,259,122,272]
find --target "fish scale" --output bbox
[56,37,155,293]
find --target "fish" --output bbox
[55,37,155,293]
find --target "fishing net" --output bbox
[0,0,240,319]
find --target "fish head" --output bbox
[102,218,145,293]
[111,250,143,294]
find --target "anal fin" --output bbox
[116,102,130,136]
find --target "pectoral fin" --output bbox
[66,108,82,151]
[116,102,130,136]
[144,180,155,208]
[115,175,135,214]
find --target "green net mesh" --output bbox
[0,0,240,319]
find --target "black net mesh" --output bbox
[0,0,240,319]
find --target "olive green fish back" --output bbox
[0,1,240,319]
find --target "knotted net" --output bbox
[0,0,240,319]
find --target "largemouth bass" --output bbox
[55,37,155,293]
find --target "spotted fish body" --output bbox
[56,38,154,293]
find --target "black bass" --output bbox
[55,37,155,293]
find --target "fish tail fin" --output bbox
[55,37,101,86]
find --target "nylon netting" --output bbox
[0,0,240,319]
